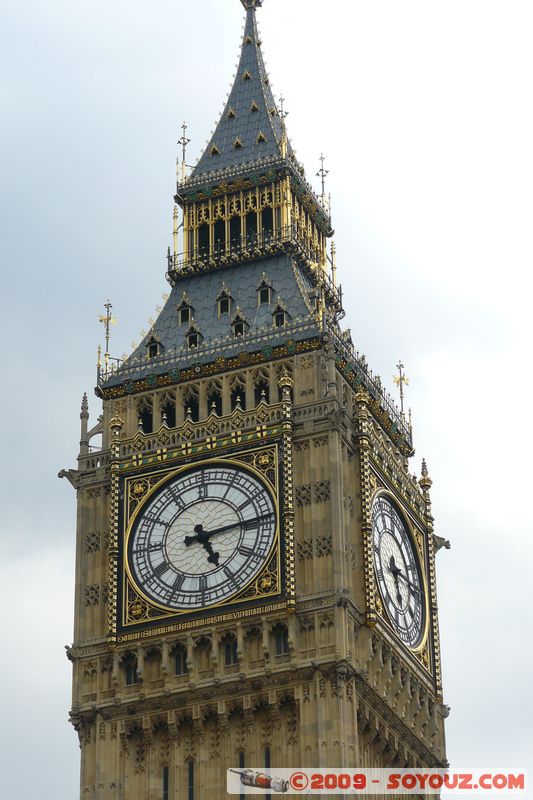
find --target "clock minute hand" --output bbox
[205,512,274,539]
[397,570,421,595]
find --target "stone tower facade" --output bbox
[62,1,448,797]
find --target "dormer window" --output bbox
[243,69,252,81]
[210,144,220,156]
[234,138,243,149]
[217,284,233,317]
[231,309,248,339]
[273,301,290,328]
[251,100,259,113]
[146,336,162,359]
[178,295,193,326]
[185,322,202,350]
[257,276,272,306]
[219,296,230,315]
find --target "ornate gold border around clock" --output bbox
[368,488,431,657]
[121,450,282,624]
[355,387,438,687]
[107,377,296,641]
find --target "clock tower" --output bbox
[62,1,448,796]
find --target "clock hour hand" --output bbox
[388,555,403,608]
[184,524,220,566]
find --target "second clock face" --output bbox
[372,495,425,648]
[127,463,277,611]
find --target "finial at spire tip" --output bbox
[240,0,262,8]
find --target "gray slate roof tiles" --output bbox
[191,4,292,179]
[103,256,319,387]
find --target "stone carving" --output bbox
[296,539,313,561]
[313,480,330,503]
[315,535,332,557]
[85,532,100,553]
[295,484,312,506]
[84,585,100,607]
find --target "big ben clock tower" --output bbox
[62,1,448,796]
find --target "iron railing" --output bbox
[166,224,343,313]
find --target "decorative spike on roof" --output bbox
[190,0,291,180]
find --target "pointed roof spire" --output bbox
[190,0,291,181]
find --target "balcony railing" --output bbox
[166,224,343,312]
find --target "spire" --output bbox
[189,0,291,181]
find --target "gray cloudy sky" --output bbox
[1,0,532,797]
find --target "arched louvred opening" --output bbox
[230,215,241,249]
[183,391,199,423]
[161,400,176,428]
[261,207,274,241]
[254,379,269,406]
[245,209,258,246]
[198,223,210,257]
[230,386,245,411]
[214,219,226,255]
[138,398,153,434]
[208,389,222,416]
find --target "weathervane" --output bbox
[178,122,191,180]
[317,153,329,203]
[99,300,117,373]
[393,361,410,415]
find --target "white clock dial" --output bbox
[127,463,277,611]
[372,495,425,648]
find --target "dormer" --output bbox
[146,335,163,359]
[231,308,249,338]
[217,284,233,317]
[185,321,203,350]
[177,294,194,326]
[257,274,273,306]
[272,298,290,328]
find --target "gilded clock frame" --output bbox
[123,453,281,616]
[109,438,293,640]
[370,489,430,654]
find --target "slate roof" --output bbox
[190,3,293,180]
[103,256,319,387]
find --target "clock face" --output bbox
[127,463,277,611]
[372,495,425,648]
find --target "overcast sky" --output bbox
[1,1,532,797]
